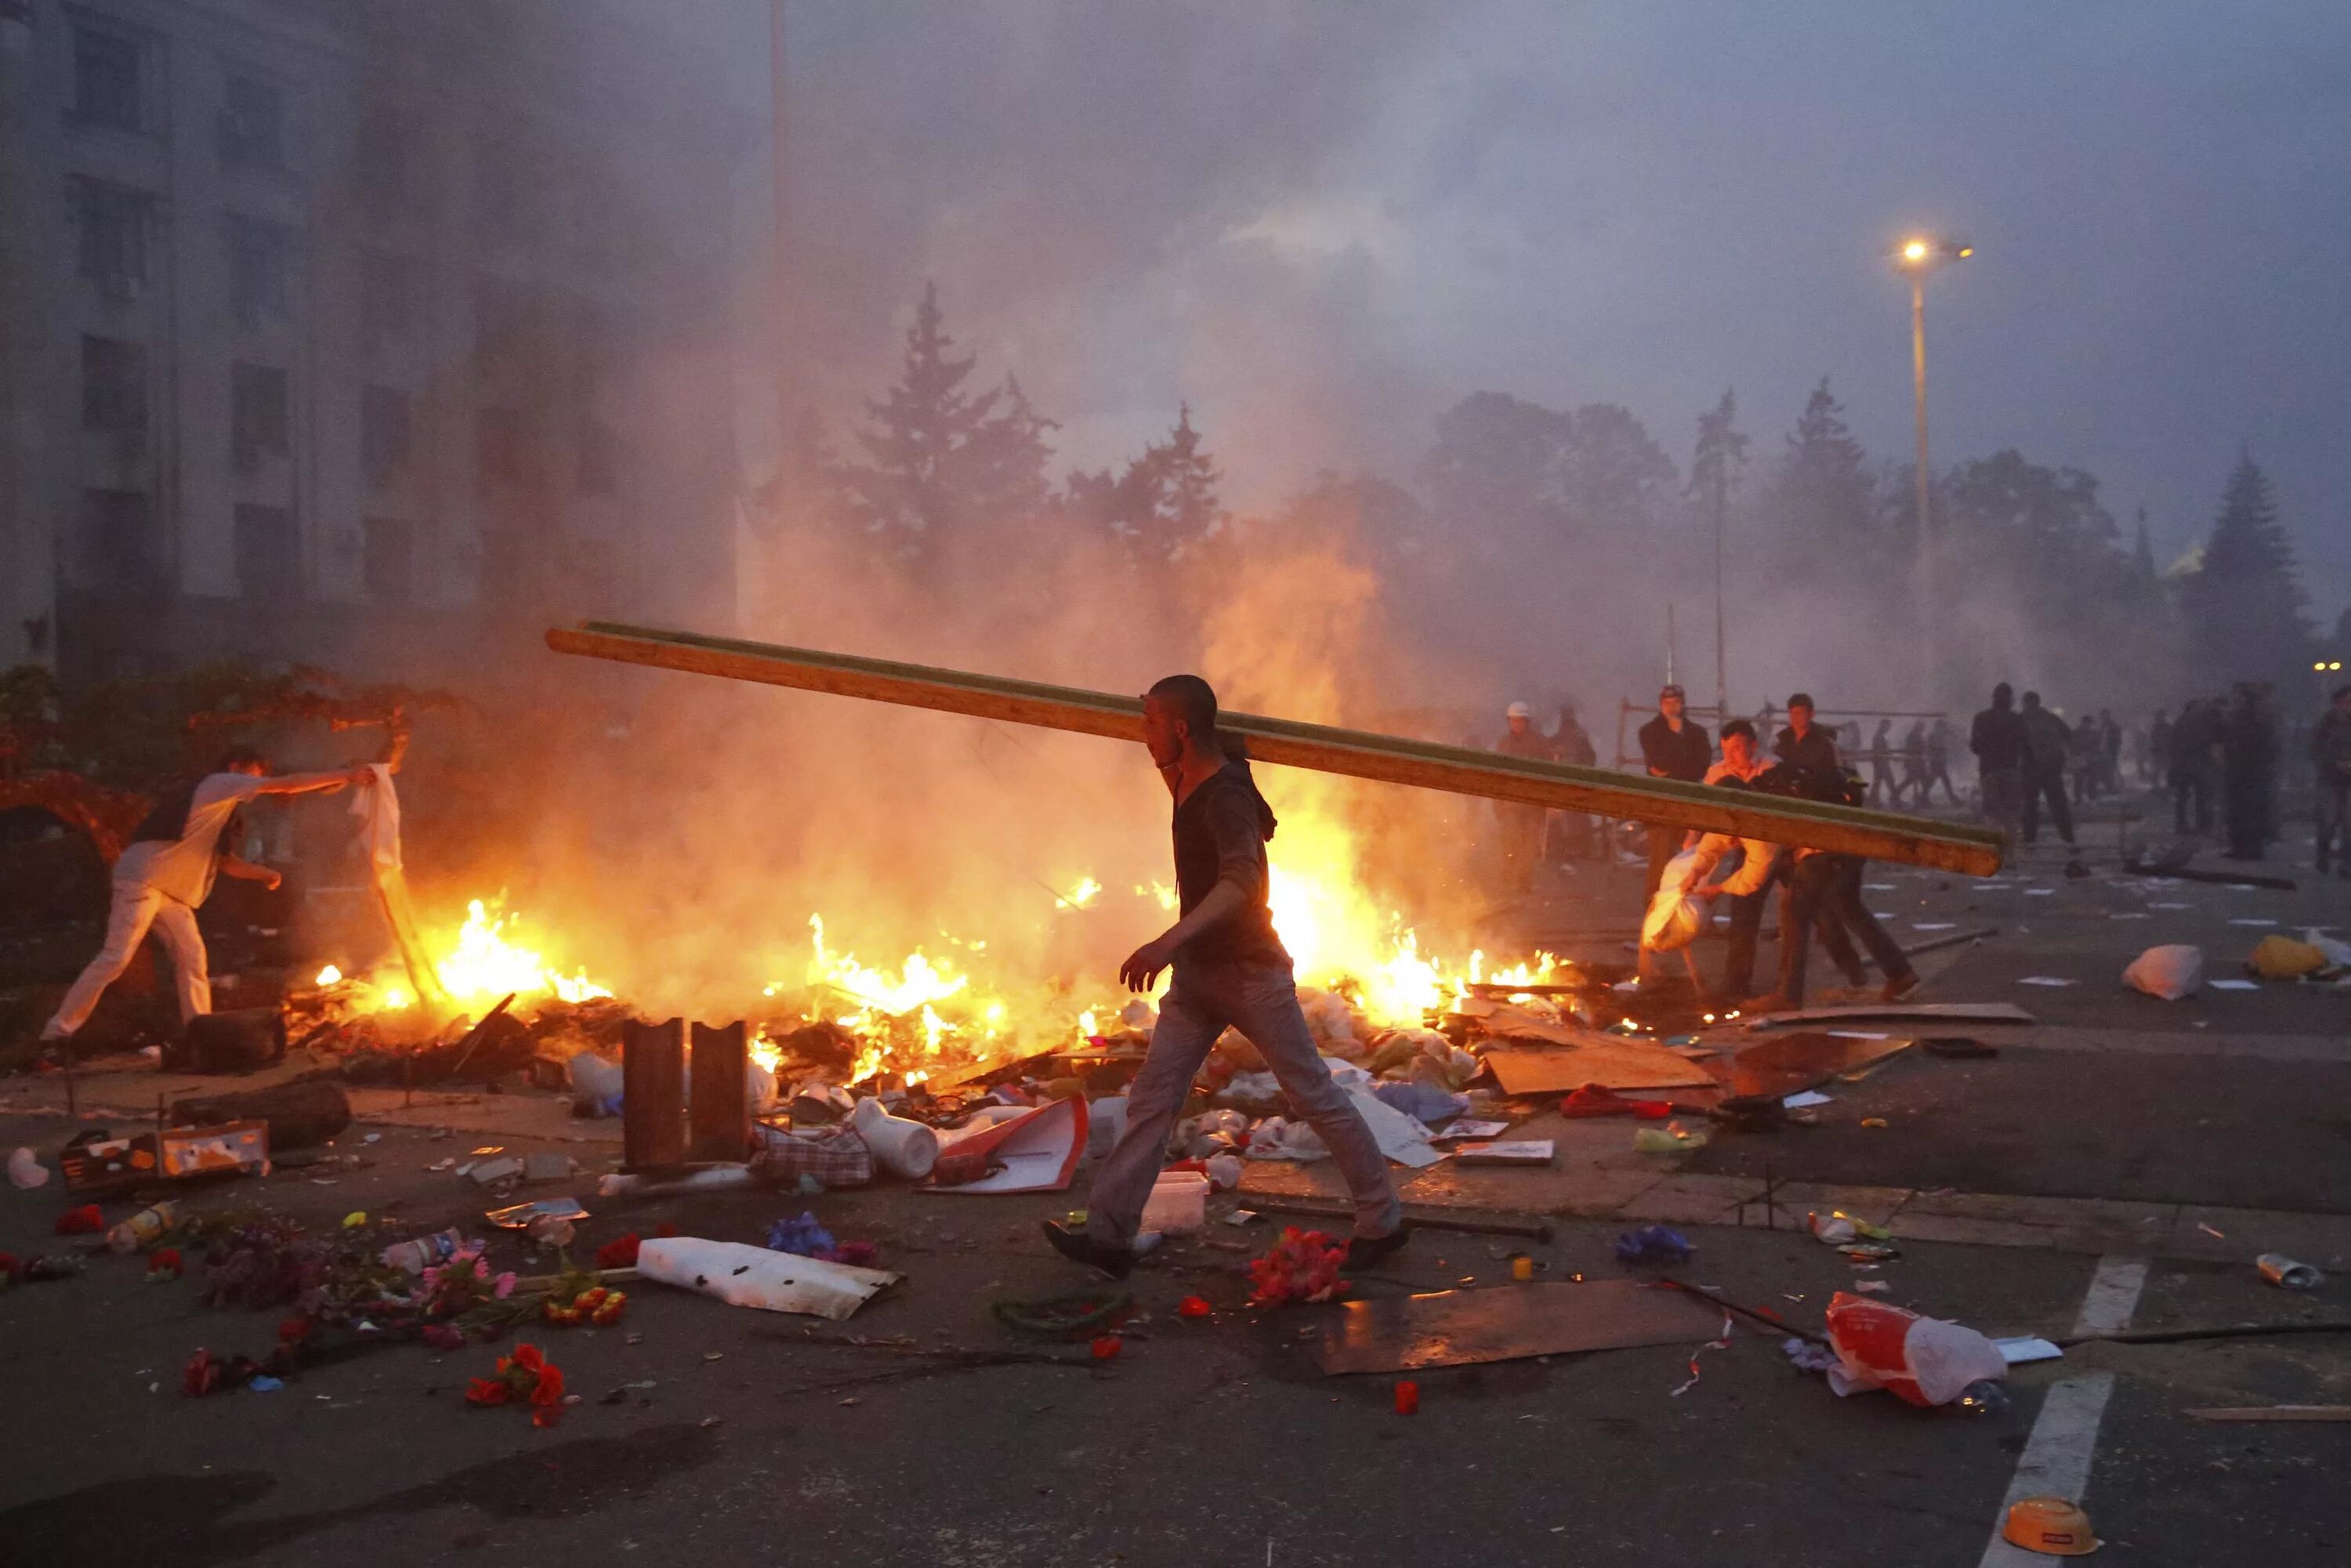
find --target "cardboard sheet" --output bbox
[1484,1041,1716,1095]
[1730,1030,1913,1099]
[1744,1001,2034,1030]
[1317,1280,1727,1374]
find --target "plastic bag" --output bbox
[1642,889,1707,951]
[1824,1290,2006,1407]
[2248,934,2327,980]
[2121,943,2203,1001]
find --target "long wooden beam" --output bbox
[545,621,2005,876]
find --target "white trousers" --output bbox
[44,883,212,1037]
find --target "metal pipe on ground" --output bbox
[545,622,2005,877]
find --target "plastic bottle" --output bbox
[106,1199,183,1254]
[380,1228,466,1275]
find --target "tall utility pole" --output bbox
[769,0,791,520]
[1712,455,1727,719]
[1893,237,1972,700]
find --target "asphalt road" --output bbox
[2,819,2347,1565]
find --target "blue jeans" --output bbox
[1085,959,1400,1248]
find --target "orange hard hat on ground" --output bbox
[2003,1496,2102,1555]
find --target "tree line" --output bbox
[760,284,2340,708]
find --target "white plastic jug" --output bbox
[850,1096,940,1181]
[1142,1170,1210,1233]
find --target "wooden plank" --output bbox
[621,1016,687,1171]
[545,621,2005,875]
[1729,1031,1914,1099]
[1744,1001,2035,1031]
[1317,1280,1726,1374]
[688,1019,751,1163]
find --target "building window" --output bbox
[230,362,289,471]
[360,386,412,488]
[78,488,162,591]
[71,179,151,299]
[81,335,147,436]
[225,214,295,325]
[359,249,411,352]
[233,503,299,601]
[475,405,528,494]
[219,74,287,172]
[71,27,143,132]
[362,516,414,604]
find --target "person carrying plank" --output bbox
[1043,675,1405,1278]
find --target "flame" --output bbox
[1054,876,1103,911]
[436,899,612,1007]
[315,965,342,986]
[806,914,969,1016]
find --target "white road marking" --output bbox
[1976,1256,2147,1566]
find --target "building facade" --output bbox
[0,0,741,684]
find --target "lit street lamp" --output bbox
[1893,234,1972,698]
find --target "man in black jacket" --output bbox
[1638,683,1712,900]
[2019,692,2076,846]
[1969,683,2027,835]
[1773,693,1840,775]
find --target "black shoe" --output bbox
[1342,1223,1412,1272]
[1041,1219,1133,1280]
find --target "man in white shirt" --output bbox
[42,747,363,1047]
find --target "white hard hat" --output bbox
[1505,701,1532,719]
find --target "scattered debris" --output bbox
[1249,1229,1350,1307]
[2123,944,2204,1000]
[1317,1279,1727,1375]
[1613,1226,1693,1266]
[633,1235,899,1321]
[2257,1253,2323,1289]
[2186,1406,2351,1422]
[991,1289,1134,1342]
[1821,1291,2005,1407]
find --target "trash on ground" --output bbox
[1316,1278,1728,1375]
[1922,1036,1998,1059]
[382,1229,468,1275]
[1632,1121,1710,1153]
[926,1096,1088,1193]
[467,1156,527,1187]
[1744,1001,2034,1030]
[2123,943,2204,1000]
[752,1120,874,1188]
[1249,1228,1351,1308]
[485,1198,590,1231]
[597,1165,755,1199]
[1142,1171,1211,1233]
[60,1122,270,1194]
[1613,1225,1693,1266]
[1730,1031,1912,1099]
[991,1287,1134,1342]
[1484,1041,1714,1095]
[1994,1336,2064,1364]
[2001,1496,2101,1556]
[1559,1084,1672,1119]
[1780,1091,1833,1110]
[634,1236,899,1321]
[1822,1290,2006,1407]
[1454,1139,1556,1166]
[2205,978,2260,990]
[463,1341,567,1428]
[8,1147,52,1190]
[2257,1252,2323,1289]
[849,1097,940,1180]
[1808,1211,1892,1245]
[56,1204,106,1237]
[2016,976,2078,987]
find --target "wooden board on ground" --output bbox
[1745,1001,2034,1031]
[1729,1031,1914,1099]
[1317,1280,1727,1374]
[2186,1406,2351,1422]
[1484,1041,1717,1095]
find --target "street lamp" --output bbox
[1893,234,1972,699]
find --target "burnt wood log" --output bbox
[621,1016,687,1171]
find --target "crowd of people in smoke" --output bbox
[1480,674,2351,1011]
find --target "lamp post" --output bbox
[1893,235,1972,699]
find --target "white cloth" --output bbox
[114,773,266,907]
[45,884,212,1036]
[350,762,402,871]
[1681,830,1780,898]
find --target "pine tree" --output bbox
[842,283,1002,554]
[1775,377,1874,544]
[951,375,1057,530]
[2179,451,2314,687]
[1070,405,1225,567]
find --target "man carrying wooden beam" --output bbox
[1041,675,1406,1279]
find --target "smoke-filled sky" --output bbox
[697,0,2351,621]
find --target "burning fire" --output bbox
[311,896,610,1016]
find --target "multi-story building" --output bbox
[0,0,741,683]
